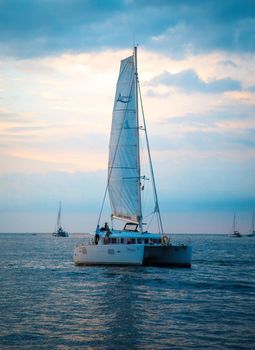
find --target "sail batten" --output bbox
[108,54,141,224]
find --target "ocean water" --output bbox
[0,233,254,350]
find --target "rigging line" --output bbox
[147,212,156,232]
[140,128,151,217]
[143,210,155,219]
[97,58,135,227]
[138,81,164,235]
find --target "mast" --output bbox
[57,201,61,230]
[134,46,142,231]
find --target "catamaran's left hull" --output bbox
[74,244,144,266]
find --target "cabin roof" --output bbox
[98,230,162,239]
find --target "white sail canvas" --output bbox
[108,55,140,223]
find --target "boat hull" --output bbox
[143,245,192,267]
[74,244,144,266]
[74,244,192,267]
[53,232,69,237]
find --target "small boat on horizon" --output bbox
[53,201,69,237]
[74,47,192,267]
[229,213,242,237]
[248,209,255,237]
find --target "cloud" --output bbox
[150,129,255,155]
[218,60,238,68]
[146,104,255,155]
[247,85,255,92]
[5,126,50,133]
[0,0,255,58]
[149,1,255,57]
[148,69,242,93]
[145,89,170,98]
[166,105,255,127]
[0,108,34,123]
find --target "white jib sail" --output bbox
[108,54,140,223]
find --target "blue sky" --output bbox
[0,0,255,233]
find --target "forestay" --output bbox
[108,54,140,223]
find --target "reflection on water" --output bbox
[0,233,255,349]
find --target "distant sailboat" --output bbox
[248,210,255,237]
[53,201,69,237]
[230,213,242,237]
[73,47,192,267]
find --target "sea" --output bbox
[0,233,254,350]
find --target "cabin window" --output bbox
[111,238,117,244]
[131,238,136,244]
[108,249,114,255]
[120,238,124,244]
[124,222,138,231]
[137,238,142,244]
[144,239,149,244]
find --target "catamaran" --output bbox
[74,47,192,266]
[248,210,255,237]
[53,201,69,237]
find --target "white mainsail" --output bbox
[108,54,141,224]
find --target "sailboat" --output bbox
[74,47,192,266]
[248,210,255,237]
[229,213,242,237]
[53,201,69,237]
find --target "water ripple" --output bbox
[0,233,255,349]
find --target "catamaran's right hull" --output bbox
[143,245,192,267]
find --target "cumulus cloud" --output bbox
[218,60,238,67]
[166,105,255,126]
[148,69,242,93]
[145,89,170,98]
[0,0,254,58]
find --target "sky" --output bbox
[0,0,255,233]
